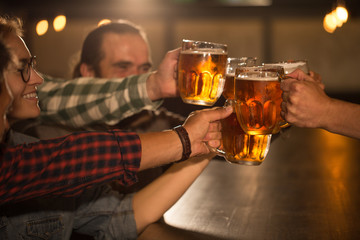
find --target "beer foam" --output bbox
[181,48,227,55]
[237,75,279,81]
[226,73,235,77]
[264,61,308,74]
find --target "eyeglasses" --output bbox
[17,56,37,83]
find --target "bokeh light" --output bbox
[331,10,343,27]
[36,20,49,36]
[324,13,337,33]
[336,6,348,23]
[323,4,349,33]
[53,15,67,32]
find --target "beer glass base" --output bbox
[246,130,273,135]
[226,159,262,166]
[181,98,216,106]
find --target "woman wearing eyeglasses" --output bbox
[4,34,42,121]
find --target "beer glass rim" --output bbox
[227,57,257,63]
[181,39,227,52]
[235,67,281,80]
[262,60,308,66]
[262,60,309,74]
[235,65,284,76]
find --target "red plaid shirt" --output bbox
[0,130,141,205]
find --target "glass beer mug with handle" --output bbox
[211,100,272,166]
[234,66,283,135]
[178,39,228,106]
[222,57,257,100]
[235,65,288,133]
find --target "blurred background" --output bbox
[1,0,360,115]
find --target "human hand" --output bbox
[146,48,180,100]
[309,70,324,89]
[281,69,331,128]
[183,106,233,157]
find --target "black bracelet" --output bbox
[173,125,192,163]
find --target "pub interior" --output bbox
[2,0,360,239]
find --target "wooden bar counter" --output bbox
[138,127,360,240]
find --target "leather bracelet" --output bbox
[173,125,192,163]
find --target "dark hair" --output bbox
[0,39,13,93]
[72,19,148,78]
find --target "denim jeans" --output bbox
[0,184,137,240]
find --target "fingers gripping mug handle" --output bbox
[207,142,226,157]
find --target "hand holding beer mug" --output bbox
[212,100,272,166]
[234,67,283,135]
[178,39,228,106]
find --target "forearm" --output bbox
[322,98,360,139]
[138,130,183,170]
[133,155,212,233]
[38,74,162,127]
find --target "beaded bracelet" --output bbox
[173,125,192,163]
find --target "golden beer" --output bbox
[219,101,271,165]
[223,57,257,100]
[178,40,227,106]
[223,74,236,100]
[235,66,287,133]
[235,70,282,135]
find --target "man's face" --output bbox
[4,34,43,121]
[97,32,152,78]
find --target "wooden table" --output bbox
[138,127,360,240]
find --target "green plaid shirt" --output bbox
[38,73,162,128]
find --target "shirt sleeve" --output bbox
[38,73,163,128]
[0,130,141,205]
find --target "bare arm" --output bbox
[315,98,360,139]
[133,154,213,233]
[132,107,232,232]
[281,69,360,139]
[138,106,232,170]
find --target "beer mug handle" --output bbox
[215,76,226,100]
[280,121,290,129]
[207,143,227,157]
[207,98,233,158]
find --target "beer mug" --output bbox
[213,100,272,166]
[263,60,309,74]
[178,39,228,106]
[223,57,257,100]
[234,67,283,135]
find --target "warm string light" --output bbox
[323,2,349,33]
[53,15,67,32]
[36,16,112,36]
[36,15,67,36]
[36,20,49,36]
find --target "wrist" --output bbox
[173,125,192,163]
[146,72,161,101]
[320,97,337,130]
